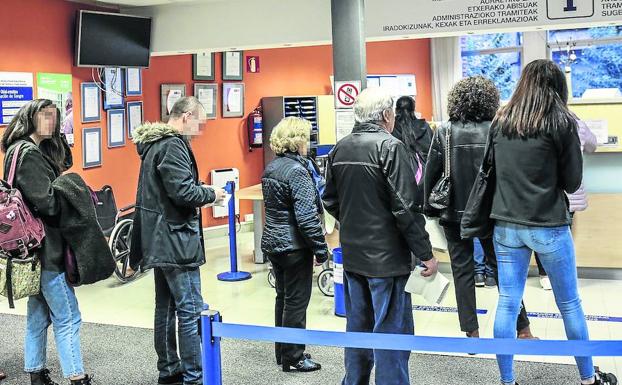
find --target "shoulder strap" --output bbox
[443,124,451,178]
[482,126,496,173]
[7,143,24,187]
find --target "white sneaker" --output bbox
[540,276,552,291]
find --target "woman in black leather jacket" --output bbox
[261,117,328,373]
[424,77,533,340]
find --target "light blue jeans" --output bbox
[25,270,85,378]
[493,221,594,385]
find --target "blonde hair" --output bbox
[269,117,311,155]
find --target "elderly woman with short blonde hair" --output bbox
[261,117,328,373]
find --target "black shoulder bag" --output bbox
[428,124,452,210]
[460,128,496,239]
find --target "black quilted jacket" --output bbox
[261,152,329,260]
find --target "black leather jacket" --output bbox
[323,122,433,278]
[424,121,490,225]
[261,152,329,260]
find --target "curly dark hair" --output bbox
[447,76,500,123]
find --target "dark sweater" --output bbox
[491,126,583,227]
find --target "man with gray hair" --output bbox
[323,87,438,385]
[131,96,226,385]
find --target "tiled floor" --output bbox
[1,231,621,376]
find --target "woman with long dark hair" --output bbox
[393,96,433,164]
[491,60,617,385]
[424,76,533,340]
[2,99,91,385]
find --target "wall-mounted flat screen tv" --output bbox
[76,10,152,68]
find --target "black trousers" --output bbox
[268,248,314,364]
[443,224,530,333]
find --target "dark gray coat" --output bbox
[52,173,115,285]
[130,123,216,270]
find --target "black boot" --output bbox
[30,369,59,385]
[70,375,92,385]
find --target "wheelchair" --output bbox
[92,185,141,283]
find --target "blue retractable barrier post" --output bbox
[201,310,222,385]
[217,181,251,282]
[333,248,346,317]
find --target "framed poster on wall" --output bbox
[194,83,217,120]
[127,101,143,139]
[193,53,215,81]
[222,51,243,81]
[107,109,126,148]
[82,127,102,169]
[222,83,244,118]
[81,82,101,123]
[103,67,124,110]
[125,68,142,96]
[161,84,186,122]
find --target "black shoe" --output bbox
[475,274,485,287]
[282,358,322,373]
[594,367,618,385]
[485,276,497,288]
[158,373,183,385]
[30,369,59,385]
[70,375,92,385]
[277,353,311,366]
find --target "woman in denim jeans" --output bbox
[489,60,617,385]
[1,100,91,385]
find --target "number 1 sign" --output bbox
[547,0,594,20]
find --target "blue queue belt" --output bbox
[211,322,622,356]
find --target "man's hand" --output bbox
[420,257,438,277]
[213,188,227,206]
[203,186,227,206]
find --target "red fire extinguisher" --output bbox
[247,106,263,151]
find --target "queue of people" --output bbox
[0,59,618,385]
[261,59,617,385]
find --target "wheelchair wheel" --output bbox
[109,218,139,283]
[317,268,334,297]
[267,269,276,288]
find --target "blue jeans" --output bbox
[493,222,594,384]
[473,238,493,276]
[25,270,84,378]
[154,267,204,385]
[342,271,413,385]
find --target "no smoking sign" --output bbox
[335,81,361,109]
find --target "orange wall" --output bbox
[1,0,433,228]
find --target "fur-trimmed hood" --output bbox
[133,122,178,144]
[133,122,181,159]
